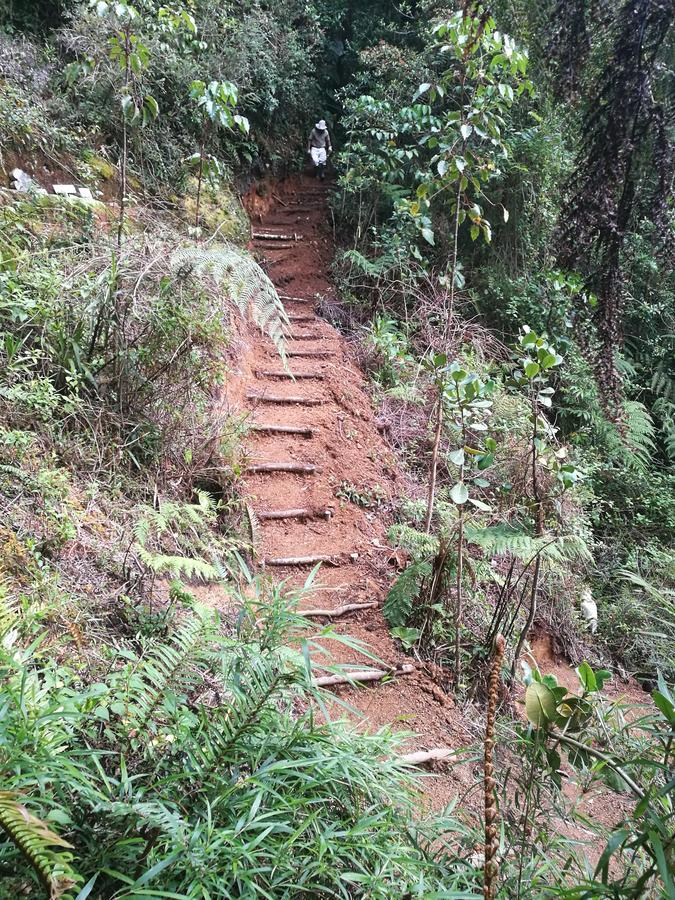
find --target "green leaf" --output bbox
[448,448,465,466]
[450,482,469,504]
[524,361,540,378]
[477,452,494,471]
[468,497,491,511]
[576,661,597,693]
[470,224,479,241]
[525,682,556,728]
[652,690,675,723]
[460,123,472,140]
[421,227,435,246]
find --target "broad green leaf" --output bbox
[577,661,597,693]
[448,448,465,466]
[450,482,469,505]
[524,361,540,378]
[525,681,556,728]
[460,123,473,140]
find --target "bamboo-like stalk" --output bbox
[484,634,505,900]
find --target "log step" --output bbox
[289,315,315,323]
[286,350,335,358]
[289,333,326,341]
[256,370,325,380]
[297,601,377,618]
[263,552,358,567]
[252,231,302,241]
[252,424,314,436]
[264,554,339,567]
[245,462,318,475]
[313,664,415,688]
[257,507,333,521]
[247,392,325,406]
[278,294,314,304]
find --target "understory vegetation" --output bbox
[0,0,673,897]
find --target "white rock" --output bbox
[52,184,77,195]
[78,187,93,199]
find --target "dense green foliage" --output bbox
[0,0,673,896]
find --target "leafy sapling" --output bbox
[90,1,160,246]
[510,327,581,673]
[423,354,495,682]
[189,80,249,227]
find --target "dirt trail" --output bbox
[234,174,473,807]
[230,176,647,844]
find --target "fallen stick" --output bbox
[245,462,317,474]
[257,507,332,521]
[297,601,377,618]
[247,392,325,406]
[313,664,415,688]
[256,370,325,380]
[264,554,341,567]
[400,748,456,766]
[272,192,287,207]
[252,424,314,436]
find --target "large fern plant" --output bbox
[171,244,289,354]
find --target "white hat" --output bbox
[315,120,327,130]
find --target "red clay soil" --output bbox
[225,174,650,859]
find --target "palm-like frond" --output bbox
[0,792,79,898]
[171,245,289,354]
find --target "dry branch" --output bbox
[313,664,415,688]
[297,601,377,617]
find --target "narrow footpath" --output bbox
[231,174,474,808]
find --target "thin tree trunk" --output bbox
[512,396,543,677]
[117,23,131,250]
[195,137,205,228]
[424,392,443,533]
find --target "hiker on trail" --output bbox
[307,119,332,180]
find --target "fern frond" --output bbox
[135,544,222,581]
[621,399,656,470]
[383,559,432,627]
[123,608,214,731]
[245,503,261,551]
[191,653,296,773]
[464,524,537,560]
[0,792,79,898]
[387,524,439,561]
[171,245,289,355]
